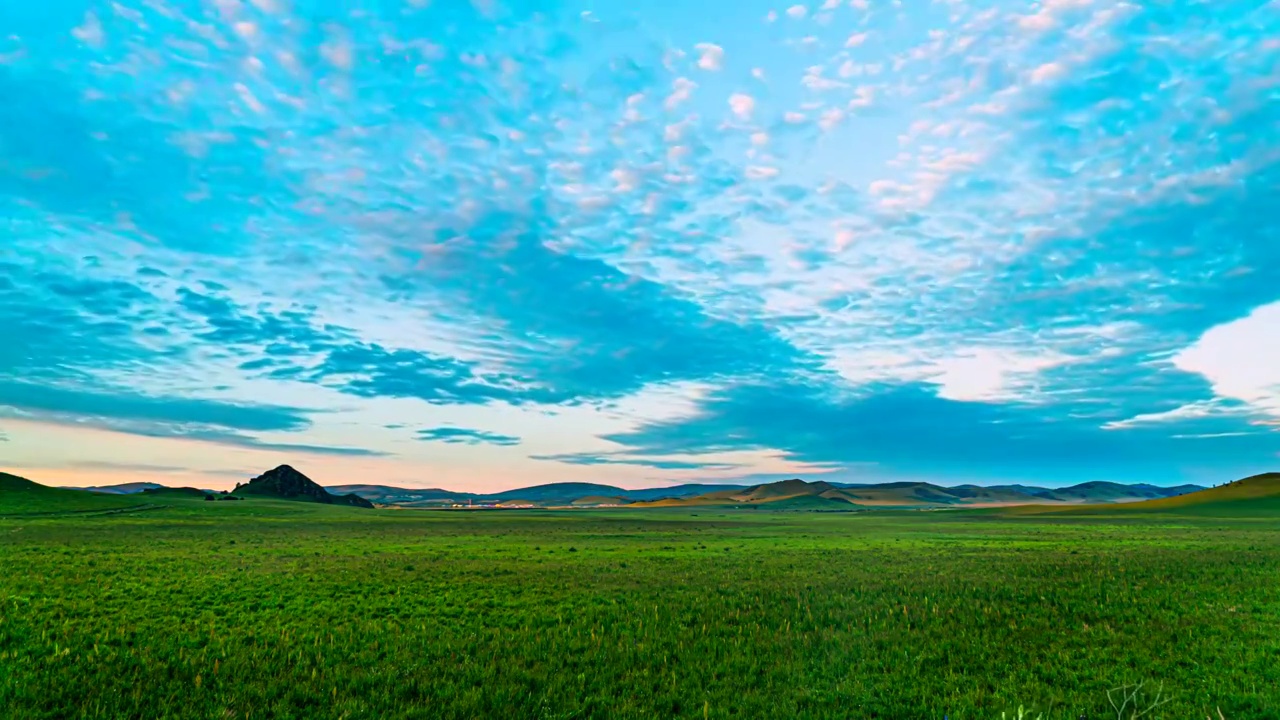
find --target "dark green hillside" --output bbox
[0,471,144,516]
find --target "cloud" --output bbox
[294,341,543,405]
[0,263,167,382]
[416,427,521,446]
[604,381,1280,483]
[0,380,385,456]
[786,5,808,19]
[0,380,309,433]
[394,212,821,401]
[729,93,756,120]
[67,460,238,475]
[926,348,1075,402]
[694,43,724,71]
[1103,400,1254,431]
[844,32,869,48]
[70,11,105,48]
[1028,62,1067,84]
[529,452,738,471]
[1172,302,1280,417]
[665,77,698,109]
[0,71,289,255]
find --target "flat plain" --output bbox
[1,494,1278,720]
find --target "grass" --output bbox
[1,494,1277,719]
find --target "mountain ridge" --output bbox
[325,478,1209,507]
[631,478,1210,509]
[11,468,1225,510]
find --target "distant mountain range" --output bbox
[319,477,1208,509]
[76,476,1209,508]
[8,468,1280,515]
[324,481,750,507]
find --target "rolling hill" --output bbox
[1042,481,1179,504]
[326,481,751,506]
[640,479,859,508]
[327,477,1206,509]
[75,482,165,495]
[1089,472,1280,514]
[636,478,1208,510]
[1,471,144,515]
[325,485,472,505]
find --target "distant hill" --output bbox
[641,479,850,508]
[636,477,1207,510]
[328,476,1205,509]
[236,466,374,508]
[76,482,165,495]
[141,486,211,499]
[326,485,473,505]
[486,482,626,502]
[1045,481,1175,504]
[619,483,749,501]
[326,481,752,506]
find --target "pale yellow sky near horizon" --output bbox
[0,418,832,492]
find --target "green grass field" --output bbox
[1,492,1277,719]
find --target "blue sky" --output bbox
[1,0,1278,491]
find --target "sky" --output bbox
[1,0,1278,492]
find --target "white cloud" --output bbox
[927,348,1074,402]
[1104,400,1248,430]
[844,32,870,48]
[321,36,355,70]
[71,11,105,48]
[746,165,781,180]
[1172,301,1280,416]
[695,43,725,71]
[1019,0,1094,32]
[234,83,266,114]
[665,77,697,110]
[787,4,809,19]
[1029,62,1067,84]
[833,229,858,252]
[611,168,639,193]
[848,85,876,109]
[803,68,848,91]
[729,93,756,120]
[233,21,259,41]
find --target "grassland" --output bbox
[1,491,1278,719]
